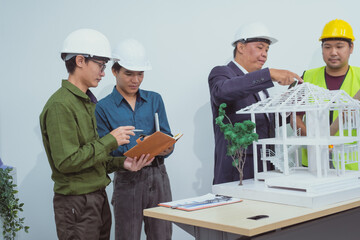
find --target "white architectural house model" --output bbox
[213,83,360,208]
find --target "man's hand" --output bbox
[269,69,303,86]
[124,154,154,171]
[110,126,135,146]
[158,145,174,156]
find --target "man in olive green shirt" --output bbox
[40,29,152,240]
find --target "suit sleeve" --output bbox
[208,66,274,106]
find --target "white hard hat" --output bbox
[112,39,152,71]
[231,22,278,46]
[61,28,113,61]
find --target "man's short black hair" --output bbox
[321,38,353,47]
[112,62,122,73]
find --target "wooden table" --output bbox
[144,197,360,240]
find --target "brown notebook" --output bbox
[124,131,183,159]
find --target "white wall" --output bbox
[1,0,360,239]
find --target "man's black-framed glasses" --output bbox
[89,59,106,72]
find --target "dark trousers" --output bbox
[53,189,111,240]
[112,164,172,240]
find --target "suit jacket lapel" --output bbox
[227,61,244,76]
[228,61,263,101]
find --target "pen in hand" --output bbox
[132,129,144,132]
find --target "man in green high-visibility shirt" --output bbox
[39,28,153,240]
[293,19,360,170]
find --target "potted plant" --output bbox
[215,103,258,185]
[0,166,29,240]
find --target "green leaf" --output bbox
[215,115,224,125]
[218,103,227,116]
[232,161,237,167]
[0,169,30,239]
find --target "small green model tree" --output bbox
[215,103,258,185]
[0,168,29,240]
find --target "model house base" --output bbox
[212,172,360,208]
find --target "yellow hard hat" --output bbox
[319,19,355,41]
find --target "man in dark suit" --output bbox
[209,22,302,184]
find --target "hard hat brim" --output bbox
[60,52,118,61]
[114,61,152,71]
[318,36,355,42]
[231,36,278,47]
